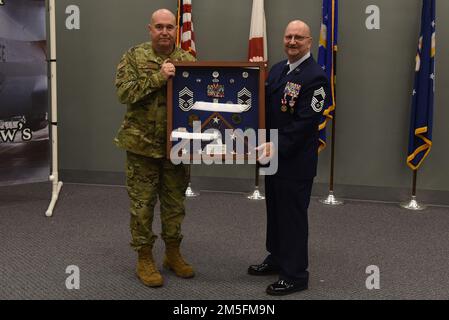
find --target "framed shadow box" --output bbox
[167,61,266,161]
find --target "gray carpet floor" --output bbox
[1,182,448,300]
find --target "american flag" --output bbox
[248,0,267,61]
[177,0,196,57]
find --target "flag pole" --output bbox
[319,59,343,206]
[319,0,343,206]
[46,0,63,216]
[177,0,199,198]
[400,170,426,210]
[185,165,200,197]
[247,0,266,201]
[401,0,435,211]
[248,163,265,200]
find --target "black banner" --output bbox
[0,0,50,186]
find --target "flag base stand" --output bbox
[247,186,265,200]
[46,176,63,217]
[185,182,200,197]
[400,196,426,211]
[319,191,344,206]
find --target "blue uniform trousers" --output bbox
[264,175,313,284]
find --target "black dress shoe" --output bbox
[247,263,279,276]
[266,279,308,296]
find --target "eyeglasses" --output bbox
[284,35,311,42]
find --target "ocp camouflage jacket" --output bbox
[115,42,195,158]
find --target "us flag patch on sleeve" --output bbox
[311,87,326,113]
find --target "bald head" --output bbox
[149,8,177,56]
[285,20,311,37]
[151,9,176,25]
[283,20,312,63]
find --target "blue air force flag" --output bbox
[317,0,338,153]
[407,0,436,170]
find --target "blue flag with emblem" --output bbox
[317,0,338,153]
[407,0,436,170]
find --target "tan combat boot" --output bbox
[163,242,195,278]
[136,246,163,287]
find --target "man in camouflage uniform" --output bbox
[114,8,196,287]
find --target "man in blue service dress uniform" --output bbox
[250,20,330,296]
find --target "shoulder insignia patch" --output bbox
[311,87,326,113]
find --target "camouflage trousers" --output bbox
[126,151,188,251]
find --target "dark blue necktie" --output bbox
[281,64,290,78]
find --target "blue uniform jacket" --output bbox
[265,55,330,180]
